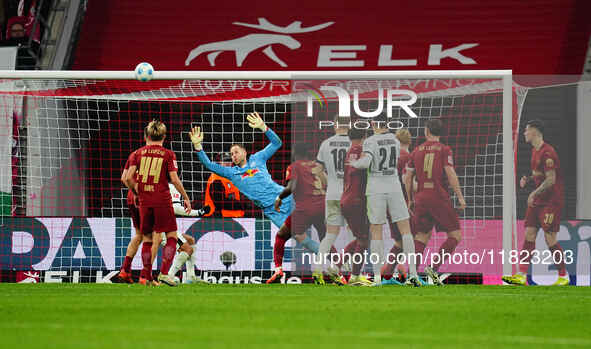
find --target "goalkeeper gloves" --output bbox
[247,112,267,132]
[189,126,204,151]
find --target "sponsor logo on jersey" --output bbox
[241,169,259,178]
[546,158,554,167]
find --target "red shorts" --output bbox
[341,202,369,239]
[286,209,326,237]
[412,194,460,233]
[140,205,177,235]
[524,204,562,233]
[128,204,140,229]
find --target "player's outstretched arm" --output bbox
[349,139,373,169]
[188,205,211,217]
[173,202,210,217]
[248,112,282,162]
[348,154,371,169]
[169,171,192,214]
[444,166,466,210]
[274,179,296,212]
[189,126,234,178]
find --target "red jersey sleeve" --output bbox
[285,164,292,181]
[443,146,454,168]
[124,150,136,169]
[541,151,558,172]
[286,163,299,182]
[166,150,178,173]
[128,150,139,168]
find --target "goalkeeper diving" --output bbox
[189,112,319,254]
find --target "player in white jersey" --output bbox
[349,115,420,286]
[314,117,351,282]
[157,184,210,285]
[169,183,210,218]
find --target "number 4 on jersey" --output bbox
[424,153,434,179]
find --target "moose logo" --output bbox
[184,18,333,67]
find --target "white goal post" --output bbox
[0,69,515,278]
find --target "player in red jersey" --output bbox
[269,143,330,284]
[117,150,144,284]
[119,135,162,285]
[503,119,568,286]
[340,128,372,286]
[405,119,466,286]
[382,128,414,282]
[126,120,191,286]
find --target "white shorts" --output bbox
[325,200,345,226]
[366,192,409,225]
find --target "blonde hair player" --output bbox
[126,120,191,286]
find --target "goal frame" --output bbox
[0,69,514,277]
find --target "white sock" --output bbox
[315,233,338,273]
[168,251,189,277]
[370,239,384,283]
[402,233,417,277]
[185,253,196,279]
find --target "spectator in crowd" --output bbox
[2,15,40,69]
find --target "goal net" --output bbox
[0,71,518,284]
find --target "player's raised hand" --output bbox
[188,126,204,151]
[520,176,528,188]
[247,112,267,132]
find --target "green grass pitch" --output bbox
[1,284,590,348]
